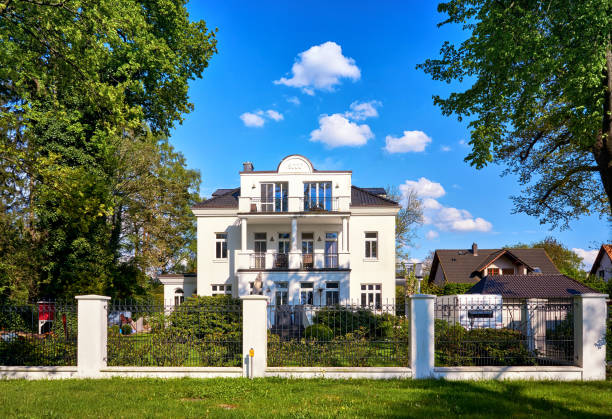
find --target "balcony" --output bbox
[244,196,340,213]
[238,251,348,271]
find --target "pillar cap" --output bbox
[75,295,111,301]
[409,294,436,300]
[240,295,269,301]
[575,293,609,299]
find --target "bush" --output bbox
[304,324,333,341]
[435,320,535,366]
[120,324,132,335]
[312,307,394,339]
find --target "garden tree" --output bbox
[418,0,612,228]
[385,186,423,261]
[0,0,217,300]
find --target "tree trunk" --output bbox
[593,46,612,216]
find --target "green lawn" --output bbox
[1,378,611,418]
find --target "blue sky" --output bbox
[169,1,610,266]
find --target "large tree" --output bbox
[386,186,423,261]
[0,0,216,300]
[418,0,612,227]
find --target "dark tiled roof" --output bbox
[361,187,387,196]
[430,248,560,284]
[351,186,399,207]
[466,274,599,299]
[589,244,612,275]
[212,188,235,197]
[192,188,240,209]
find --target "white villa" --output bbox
[160,154,400,307]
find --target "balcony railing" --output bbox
[251,252,266,269]
[300,196,339,212]
[324,253,339,269]
[273,253,288,269]
[246,196,340,213]
[245,252,346,270]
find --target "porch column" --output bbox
[241,217,247,251]
[290,216,298,252]
[341,217,348,252]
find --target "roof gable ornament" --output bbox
[277,155,314,174]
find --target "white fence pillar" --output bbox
[75,295,110,378]
[410,294,435,379]
[241,295,268,378]
[574,293,608,380]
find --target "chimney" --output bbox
[242,161,254,172]
[472,242,478,256]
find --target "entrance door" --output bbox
[301,233,314,269]
[324,232,338,268]
[254,232,267,268]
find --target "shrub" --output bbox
[304,324,333,341]
[312,307,394,339]
[166,296,242,341]
[435,320,535,366]
[121,324,132,335]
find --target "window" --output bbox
[261,182,288,212]
[365,232,378,259]
[501,268,514,275]
[174,288,184,306]
[302,233,314,269]
[325,232,338,268]
[215,233,228,259]
[274,281,288,304]
[304,182,332,211]
[325,282,339,306]
[253,232,266,268]
[212,284,232,296]
[300,282,314,305]
[599,270,605,278]
[360,284,381,308]
[488,268,500,276]
[278,233,290,253]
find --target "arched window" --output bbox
[174,288,184,306]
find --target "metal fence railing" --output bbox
[0,301,77,366]
[267,301,409,367]
[434,298,574,366]
[107,297,242,367]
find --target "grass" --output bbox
[1,378,611,418]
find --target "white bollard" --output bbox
[410,294,436,379]
[241,295,268,378]
[574,293,608,380]
[75,295,110,378]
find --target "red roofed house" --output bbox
[589,244,612,282]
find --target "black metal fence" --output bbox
[0,301,77,366]
[267,302,410,367]
[434,298,574,366]
[107,297,242,367]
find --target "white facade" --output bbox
[171,155,399,306]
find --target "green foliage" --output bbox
[0,0,216,300]
[120,324,133,335]
[435,320,535,366]
[304,324,334,341]
[312,307,394,339]
[418,0,612,226]
[440,283,474,295]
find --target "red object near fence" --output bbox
[38,302,55,321]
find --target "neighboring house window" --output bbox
[215,233,228,259]
[501,268,514,275]
[174,288,184,306]
[304,181,332,210]
[326,282,339,306]
[275,281,288,305]
[361,284,381,309]
[488,268,500,275]
[599,270,605,278]
[365,232,378,259]
[300,282,314,305]
[212,284,232,296]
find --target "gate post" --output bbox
[574,293,608,380]
[241,295,269,378]
[410,294,436,379]
[75,295,110,378]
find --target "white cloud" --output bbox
[274,41,361,94]
[240,109,283,127]
[459,139,469,147]
[384,130,432,153]
[400,177,493,233]
[265,110,284,121]
[240,112,265,127]
[310,114,373,148]
[344,100,381,121]
[287,96,300,105]
[441,145,451,152]
[572,248,598,268]
[426,230,439,240]
[399,177,445,199]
